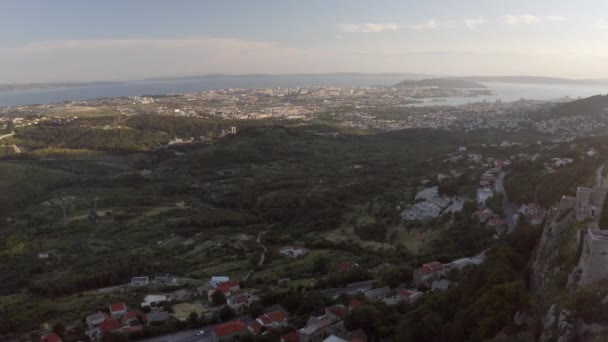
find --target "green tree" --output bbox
[219,306,236,322]
[248,300,265,318]
[344,304,382,340]
[188,312,199,326]
[211,289,226,306]
[52,323,65,337]
[5,120,14,133]
[313,255,329,274]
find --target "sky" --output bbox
[2,0,608,83]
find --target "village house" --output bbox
[476,187,494,205]
[249,309,288,335]
[146,311,170,324]
[324,305,347,323]
[281,331,300,342]
[129,276,149,287]
[208,280,240,301]
[212,320,249,342]
[155,272,177,286]
[279,246,309,258]
[364,287,391,301]
[210,276,230,287]
[299,316,332,342]
[41,333,61,342]
[473,208,495,223]
[109,302,128,319]
[413,261,445,286]
[227,292,259,313]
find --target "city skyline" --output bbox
[3,0,608,83]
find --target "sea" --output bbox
[0,74,607,108]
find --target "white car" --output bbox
[196,330,205,336]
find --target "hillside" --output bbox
[456,76,585,84]
[549,94,608,117]
[393,78,487,89]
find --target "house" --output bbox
[146,311,170,323]
[210,276,230,287]
[212,320,248,342]
[476,187,494,205]
[364,287,391,301]
[130,276,149,287]
[473,208,495,223]
[208,280,241,301]
[155,273,177,286]
[431,279,451,292]
[41,333,61,342]
[299,316,332,342]
[141,294,168,308]
[324,305,346,323]
[249,309,288,335]
[228,293,258,313]
[323,336,348,342]
[280,246,309,258]
[487,218,506,231]
[281,331,300,342]
[109,302,127,319]
[86,312,106,329]
[124,310,144,326]
[98,318,122,335]
[337,262,358,272]
[397,289,424,304]
[413,261,445,285]
[171,288,193,301]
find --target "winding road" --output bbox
[243,231,268,281]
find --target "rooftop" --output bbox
[213,320,248,337]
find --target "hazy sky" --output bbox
[2,0,608,83]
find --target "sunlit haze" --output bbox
[3,0,608,83]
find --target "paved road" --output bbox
[596,162,607,188]
[138,328,212,342]
[0,132,14,140]
[496,172,517,233]
[321,280,377,299]
[243,231,268,281]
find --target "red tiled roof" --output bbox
[349,298,362,309]
[337,262,352,271]
[217,280,240,288]
[42,333,61,342]
[216,280,240,294]
[259,315,272,325]
[281,331,300,342]
[98,318,122,333]
[423,261,444,272]
[399,289,414,298]
[265,309,287,324]
[109,302,127,313]
[416,266,432,275]
[249,320,263,335]
[232,294,249,304]
[125,310,141,319]
[326,306,346,319]
[213,320,247,337]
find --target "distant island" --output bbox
[393,78,487,89]
[0,81,124,92]
[453,75,608,84]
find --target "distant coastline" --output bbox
[0,81,124,93]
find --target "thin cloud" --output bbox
[412,19,451,31]
[338,23,400,33]
[503,14,565,26]
[596,19,608,30]
[464,17,486,29]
